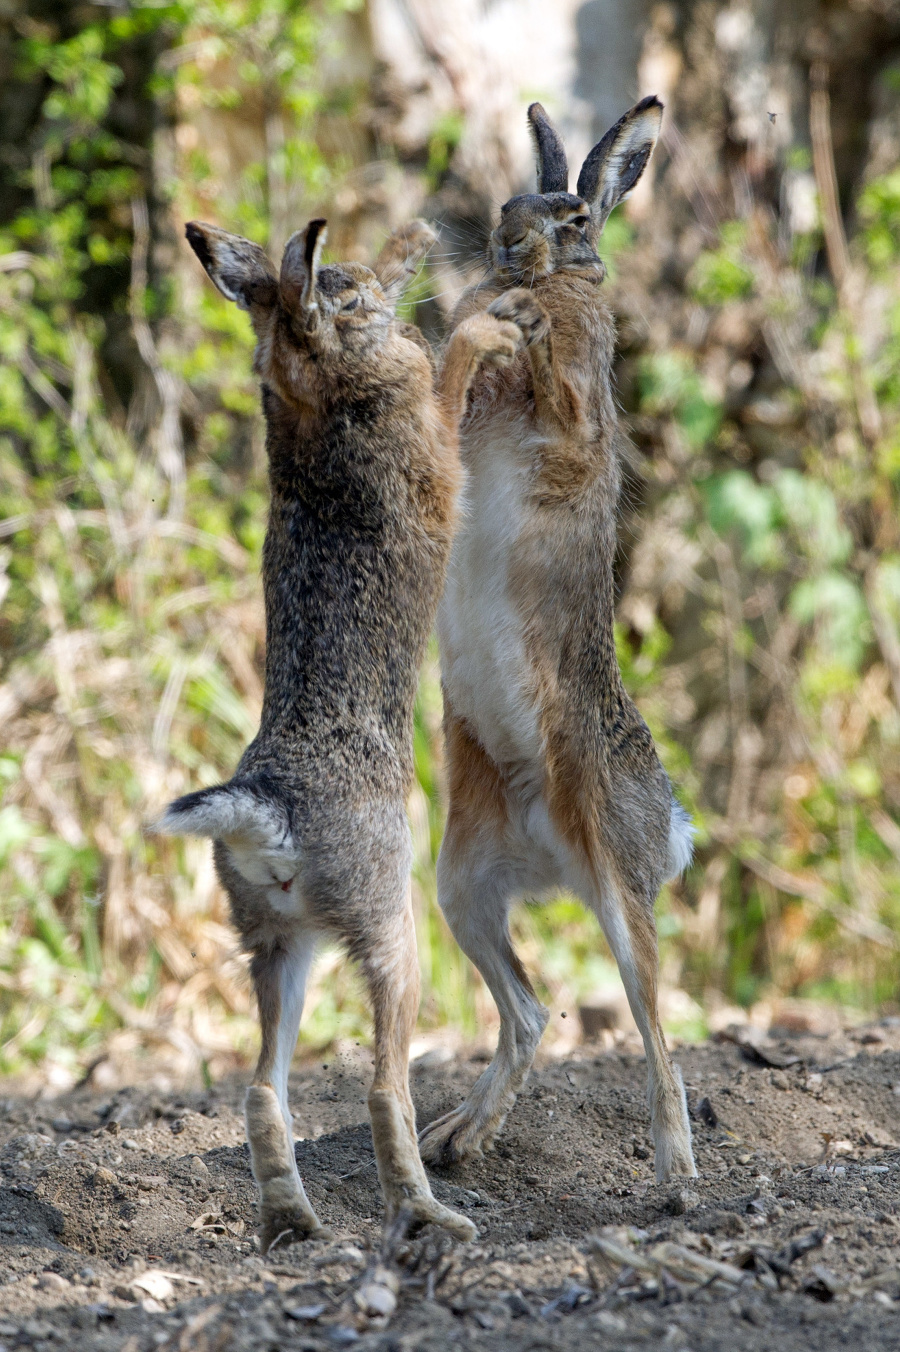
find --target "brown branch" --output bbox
[809,61,882,447]
[130,196,186,518]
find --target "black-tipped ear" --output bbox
[527,102,568,194]
[280,219,327,322]
[576,95,663,236]
[373,219,437,308]
[184,221,277,312]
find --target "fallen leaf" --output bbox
[189,1210,225,1232]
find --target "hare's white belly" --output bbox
[438,428,543,777]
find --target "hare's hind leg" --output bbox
[589,878,696,1181]
[360,885,476,1242]
[246,931,331,1251]
[419,720,549,1165]
[418,832,548,1166]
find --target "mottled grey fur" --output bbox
[156,218,474,1249]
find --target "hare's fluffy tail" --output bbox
[665,798,694,880]
[153,777,300,887]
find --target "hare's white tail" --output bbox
[154,779,300,887]
[665,798,694,880]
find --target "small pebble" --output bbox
[356,1282,396,1318]
[38,1272,69,1292]
[594,1311,627,1332]
[670,1188,699,1215]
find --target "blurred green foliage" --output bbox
[0,0,346,1075]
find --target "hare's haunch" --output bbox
[155,217,519,1250]
[421,96,697,1183]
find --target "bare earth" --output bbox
[2,1023,900,1351]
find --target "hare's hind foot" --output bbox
[655,1141,697,1182]
[368,1086,477,1243]
[390,1194,477,1243]
[260,1194,333,1253]
[418,1094,508,1166]
[246,1084,329,1253]
[651,1063,697,1182]
[653,1128,697,1183]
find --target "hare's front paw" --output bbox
[488,289,549,346]
[391,218,438,254]
[456,313,522,367]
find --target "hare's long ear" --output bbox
[576,95,663,237]
[185,222,277,317]
[373,219,437,308]
[280,219,327,330]
[527,102,568,193]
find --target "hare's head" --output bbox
[184,218,435,403]
[489,97,663,285]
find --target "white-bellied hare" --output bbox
[154,217,521,1250]
[419,97,697,1184]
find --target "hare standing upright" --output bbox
[419,98,697,1182]
[156,217,516,1249]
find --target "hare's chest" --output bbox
[437,428,543,771]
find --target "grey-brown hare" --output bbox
[155,218,520,1250]
[419,97,697,1183]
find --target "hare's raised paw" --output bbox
[390,1195,477,1243]
[418,1102,500,1166]
[488,289,549,346]
[455,313,522,367]
[260,1202,333,1254]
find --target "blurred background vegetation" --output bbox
[2,0,900,1089]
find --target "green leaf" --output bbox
[790,571,871,670]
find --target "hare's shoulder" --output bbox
[393,318,436,374]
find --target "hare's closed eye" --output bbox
[504,226,530,247]
[342,296,360,312]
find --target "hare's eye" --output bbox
[571,215,589,228]
[342,296,360,312]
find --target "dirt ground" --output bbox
[2,1020,900,1352]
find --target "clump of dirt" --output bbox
[2,1024,900,1350]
